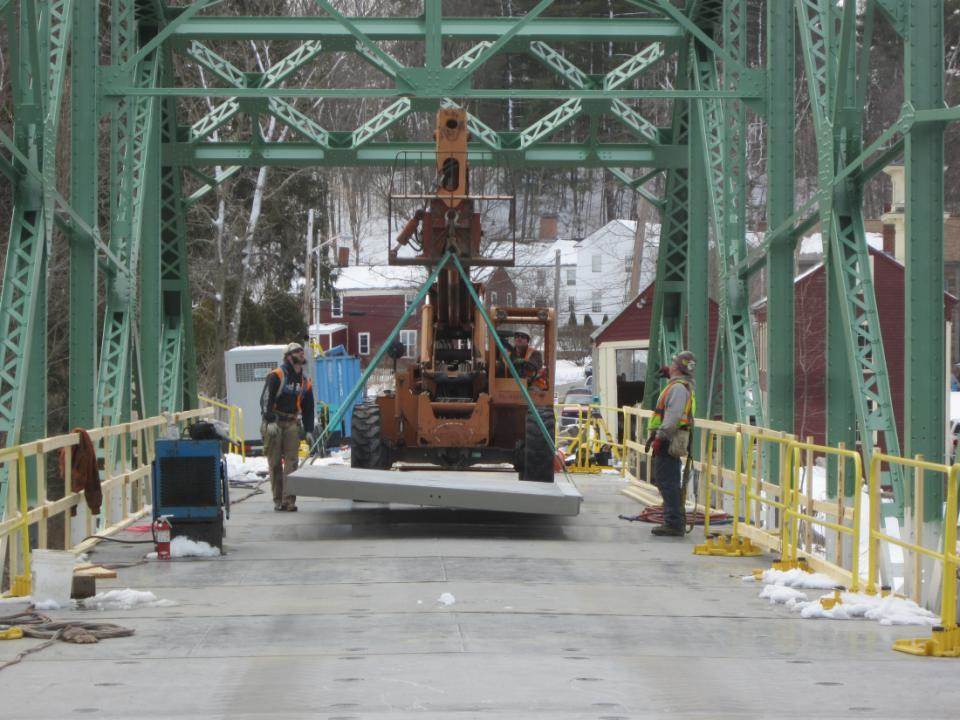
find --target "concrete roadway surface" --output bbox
[1,473,959,719]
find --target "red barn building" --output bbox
[754,245,956,446]
[590,282,719,433]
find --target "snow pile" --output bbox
[759,584,809,607]
[33,598,65,611]
[310,446,350,467]
[759,567,838,590]
[797,591,939,626]
[555,360,587,387]
[755,569,939,626]
[225,453,268,483]
[437,592,456,606]
[147,536,221,560]
[83,588,175,611]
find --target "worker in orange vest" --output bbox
[509,331,547,390]
[260,342,315,512]
[644,351,696,536]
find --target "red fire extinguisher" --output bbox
[153,515,172,560]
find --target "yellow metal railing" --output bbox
[0,407,214,597]
[782,440,864,591]
[554,404,623,473]
[868,452,959,657]
[198,395,245,458]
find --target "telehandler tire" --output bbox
[522,406,555,483]
[350,402,392,470]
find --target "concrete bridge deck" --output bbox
[1,474,957,719]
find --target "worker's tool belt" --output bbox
[274,411,299,421]
[668,428,690,459]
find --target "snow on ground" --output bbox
[310,446,350,466]
[757,567,838,590]
[555,359,587,387]
[225,453,268,483]
[147,536,221,560]
[82,589,175,611]
[751,568,939,626]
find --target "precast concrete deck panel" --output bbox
[1,475,958,719]
[287,465,583,516]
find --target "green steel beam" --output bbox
[165,141,688,168]
[765,0,796,441]
[310,0,404,78]
[97,49,161,436]
[352,98,412,148]
[527,41,593,89]
[116,0,224,77]
[690,37,763,424]
[904,0,946,518]
[643,42,691,409]
[106,86,758,100]
[604,43,665,91]
[169,16,683,42]
[607,167,664,209]
[687,82,709,409]
[796,0,905,514]
[69,0,99,430]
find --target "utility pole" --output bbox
[553,249,561,319]
[629,198,650,297]
[304,209,314,325]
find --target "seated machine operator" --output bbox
[498,331,547,390]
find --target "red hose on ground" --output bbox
[618,505,730,526]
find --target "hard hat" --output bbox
[672,350,696,376]
[284,342,305,356]
[513,331,531,341]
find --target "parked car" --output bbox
[559,387,594,430]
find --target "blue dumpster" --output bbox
[314,348,364,437]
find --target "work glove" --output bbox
[651,437,663,456]
[264,422,280,440]
[644,432,657,454]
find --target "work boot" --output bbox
[283,504,298,512]
[651,525,684,537]
[274,503,284,512]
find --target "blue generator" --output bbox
[152,439,229,549]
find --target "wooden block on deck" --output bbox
[71,564,118,599]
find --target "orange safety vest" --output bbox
[270,367,313,414]
[512,346,548,391]
[649,378,695,430]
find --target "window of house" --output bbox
[506,292,513,305]
[399,329,417,358]
[358,332,370,355]
[625,255,633,273]
[566,268,576,286]
[490,291,498,305]
[591,290,602,313]
[331,292,342,318]
[568,296,576,313]
[536,269,547,284]
[592,254,602,272]
[404,292,416,309]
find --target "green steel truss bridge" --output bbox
[0,1,954,522]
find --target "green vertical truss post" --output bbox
[765,0,796,484]
[796,0,905,514]
[904,0,945,517]
[69,0,99,430]
[687,89,709,410]
[643,41,690,409]
[689,35,764,425]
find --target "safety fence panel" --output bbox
[0,407,214,596]
[198,395,245,458]
[781,439,864,591]
[554,404,624,474]
[868,453,960,657]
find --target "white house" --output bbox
[508,238,579,317]
[574,219,639,325]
